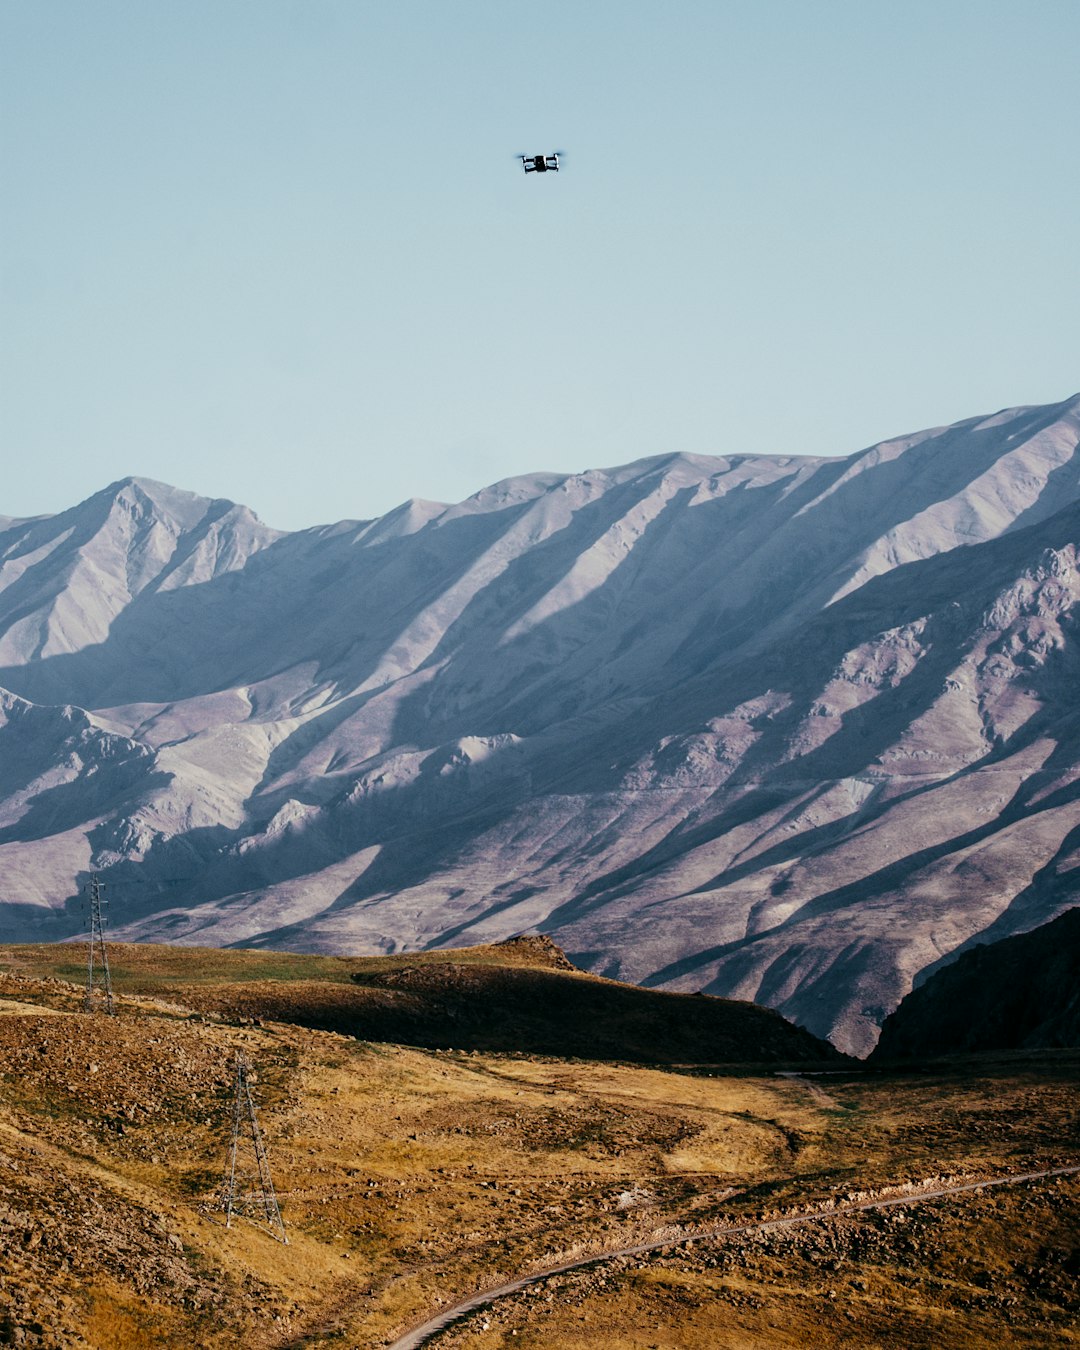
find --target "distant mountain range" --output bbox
[2,393,1080,1054]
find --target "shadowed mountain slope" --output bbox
[873,906,1080,1059]
[2,396,1080,1053]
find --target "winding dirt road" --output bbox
[384,1163,1080,1350]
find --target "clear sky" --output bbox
[2,1,1078,531]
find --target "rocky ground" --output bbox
[0,943,1077,1348]
[430,1174,1080,1348]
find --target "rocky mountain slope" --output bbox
[2,394,1080,1053]
[873,906,1080,1059]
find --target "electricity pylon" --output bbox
[83,875,114,1015]
[219,1051,287,1243]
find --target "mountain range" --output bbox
[2,393,1080,1054]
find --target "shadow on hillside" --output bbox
[196,959,849,1067]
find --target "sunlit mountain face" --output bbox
[2,393,1079,1054]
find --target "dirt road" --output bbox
[384,1162,1080,1350]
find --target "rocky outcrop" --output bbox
[492,933,578,970]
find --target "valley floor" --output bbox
[0,944,1076,1348]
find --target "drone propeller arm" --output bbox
[515,152,562,174]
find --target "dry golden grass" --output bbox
[0,942,1076,1349]
[431,1175,1080,1348]
[0,935,572,993]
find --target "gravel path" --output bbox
[384,1162,1080,1350]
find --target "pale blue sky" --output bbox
[2,1,1078,530]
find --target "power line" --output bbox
[83,875,114,1015]
[219,1050,287,1244]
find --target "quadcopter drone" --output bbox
[519,152,561,174]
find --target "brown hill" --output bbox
[0,936,845,1068]
[872,907,1080,1060]
[341,958,847,1066]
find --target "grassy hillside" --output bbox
[0,935,845,1068]
[0,940,1077,1348]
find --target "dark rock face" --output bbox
[872,907,1080,1059]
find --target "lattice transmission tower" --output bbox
[219,1051,287,1243]
[83,875,114,1015]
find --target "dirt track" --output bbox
[384,1163,1080,1350]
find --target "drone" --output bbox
[519,152,561,174]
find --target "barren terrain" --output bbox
[0,940,1076,1348]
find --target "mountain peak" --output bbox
[95,477,238,529]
